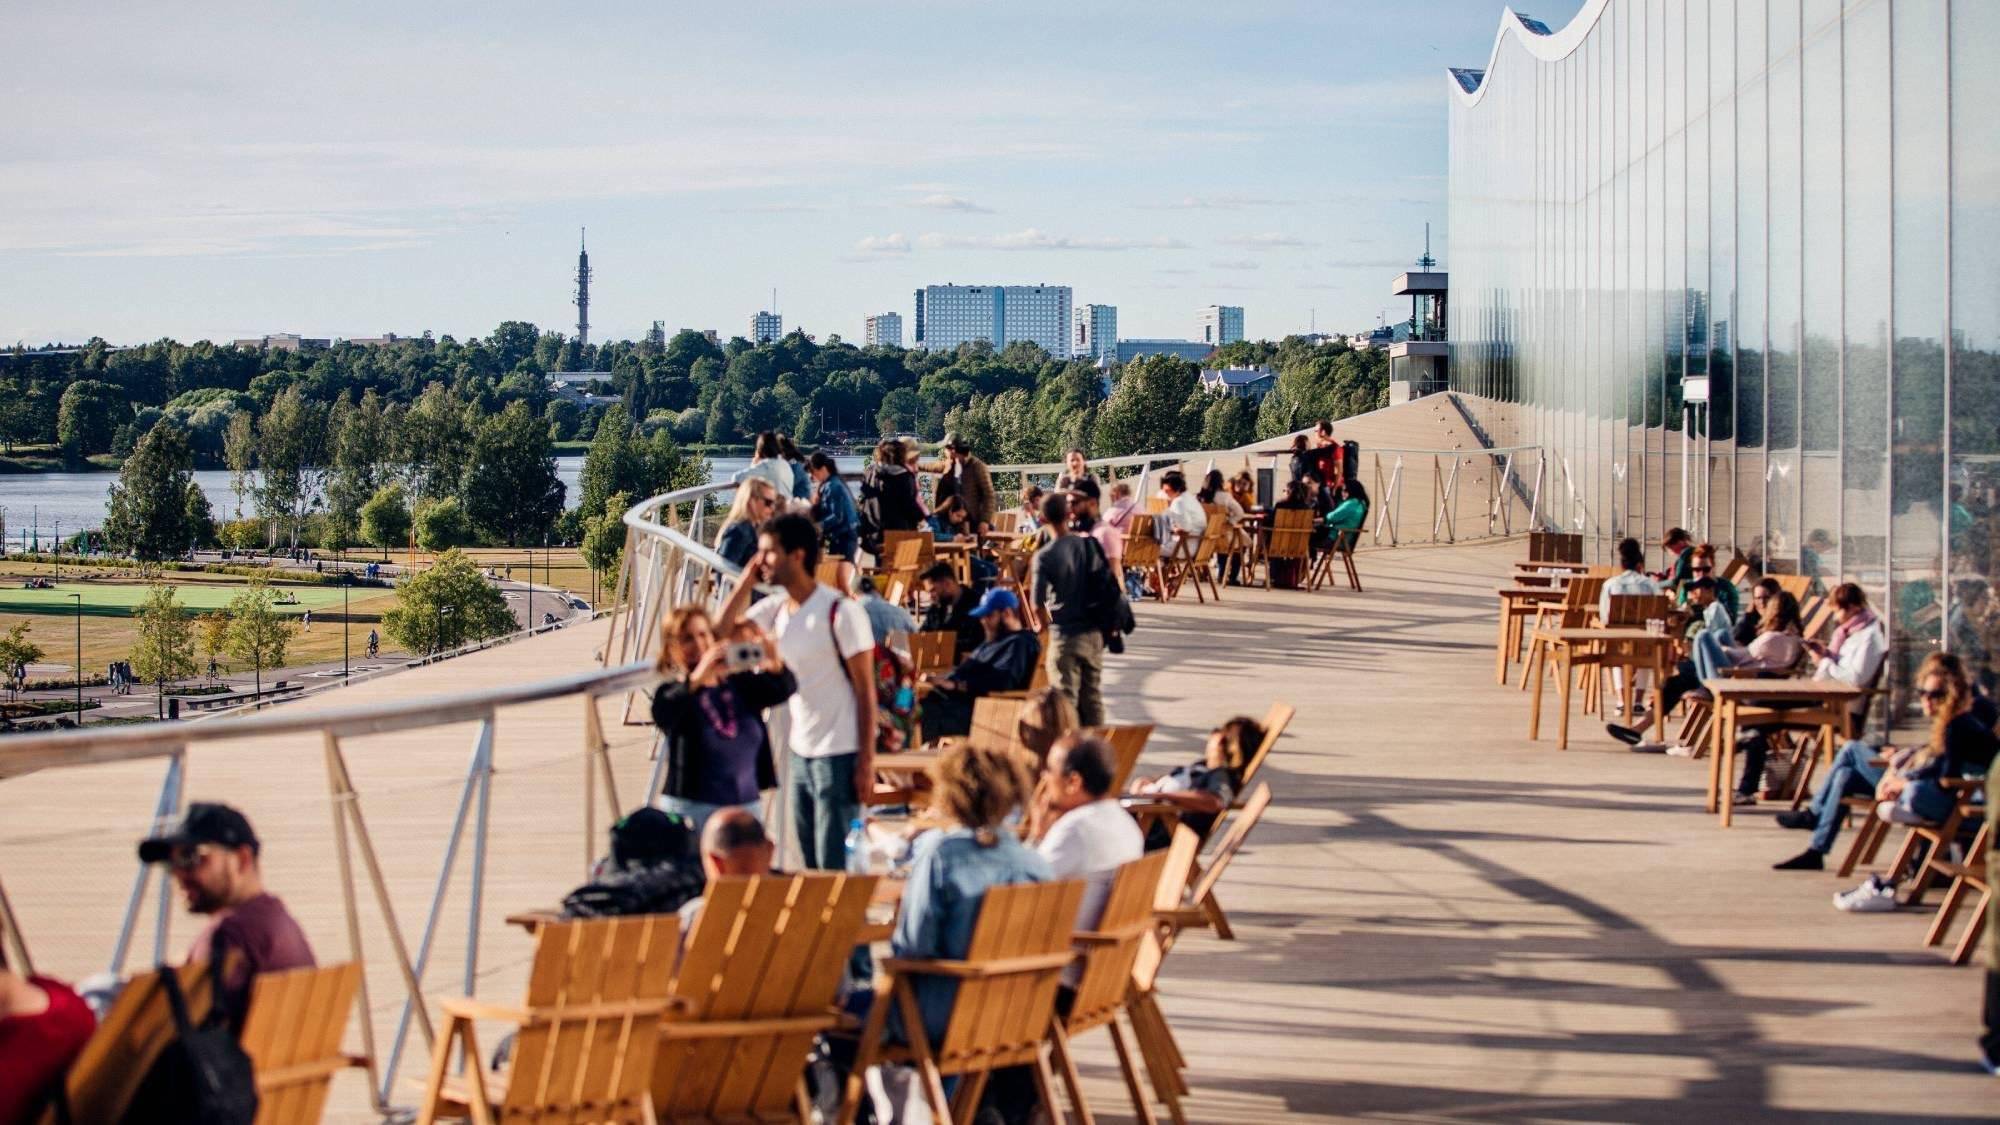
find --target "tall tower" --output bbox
[572,227,592,349]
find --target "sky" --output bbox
[1,0,1585,350]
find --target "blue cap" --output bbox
[967,587,1020,619]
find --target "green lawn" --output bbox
[0,581,351,615]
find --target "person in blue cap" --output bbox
[916,586,1041,742]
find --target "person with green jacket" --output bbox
[1325,479,1370,535]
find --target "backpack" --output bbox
[829,599,919,755]
[1079,535,1136,651]
[121,965,259,1125]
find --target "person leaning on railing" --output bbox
[651,604,795,837]
[716,477,780,569]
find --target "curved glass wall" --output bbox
[1449,0,2000,703]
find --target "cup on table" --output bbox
[1646,618,1665,636]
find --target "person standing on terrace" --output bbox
[733,430,795,500]
[719,513,877,875]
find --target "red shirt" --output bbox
[0,976,96,1125]
[189,893,316,1026]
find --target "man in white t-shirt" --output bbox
[720,512,877,872]
[1032,733,1143,986]
[1159,470,1207,546]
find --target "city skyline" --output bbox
[0,0,1584,348]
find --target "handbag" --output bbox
[121,964,259,1125]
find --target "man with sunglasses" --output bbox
[139,802,315,1027]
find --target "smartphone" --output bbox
[725,641,767,673]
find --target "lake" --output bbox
[0,454,864,544]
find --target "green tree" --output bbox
[1094,354,1202,456]
[130,584,198,714]
[255,386,329,549]
[103,421,207,564]
[360,483,411,558]
[400,382,473,503]
[0,621,44,694]
[413,496,471,551]
[579,491,629,599]
[56,379,124,457]
[382,548,515,655]
[197,612,231,678]
[223,409,257,523]
[224,579,294,695]
[461,400,565,545]
[1199,393,1258,450]
[326,390,393,549]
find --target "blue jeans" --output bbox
[788,752,860,871]
[1807,740,1887,853]
[655,795,762,840]
[1693,629,1739,682]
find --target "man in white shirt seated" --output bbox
[1159,470,1208,549]
[1599,536,1661,621]
[1031,733,1144,974]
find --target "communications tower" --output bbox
[573,228,592,348]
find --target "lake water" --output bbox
[0,454,861,545]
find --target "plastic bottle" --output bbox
[845,818,870,874]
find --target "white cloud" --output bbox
[1210,259,1261,271]
[1138,195,1296,210]
[912,193,993,213]
[852,233,912,255]
[1220,233,1314,249]
[918,229,1188,252]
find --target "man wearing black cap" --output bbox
[139,802,314,1026]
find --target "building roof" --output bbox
[1200,365,1277,387]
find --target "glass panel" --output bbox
[1950,0,2000,694]
[1736,0,1769,567]
[1841,0,1890,639]
[1765,0,1802,574]
[1710,0,1739,551]
[1798,0,1841,586]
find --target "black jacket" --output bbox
[651,668,796,801]
[921,591,983,657]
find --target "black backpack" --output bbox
[120,965,259,1125]
[1079,535,1136,651]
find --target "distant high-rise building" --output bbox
[917,284,1071,357]
[231,333,328,352]
[1115,339,1213,364]
[864,312,904,348]
[912,288,925,345]
[1074,304,1117,361]
[1198,305,1245,346]
[573,228,592,349]
[644,320,666,349]
[751,310,782,344]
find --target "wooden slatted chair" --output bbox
[1121,515,1167,603]
[1235,703,1294,801]
[1161,517,1226,604]
[1048,852,1173,1125]
[1520,576,1606,694]
[1886,779,1987,909]
[1310,526,1364,592]
[838,880,1086,1125]
[654,872,877,1121]
[1125,828,1202,1125]
[51,962,216,1124]
[1923,816,1991,965]
[242,962,367,1125]
[1087,722,1155,794]
[909,630,958,677]
[967,694,1029,754]
[1261,507,1315,590]
[1771,573,1814,602]
[815,559,849,591]
[417,916,676,1125]
[1165,782,1272,941]
[1720,555,1752,587]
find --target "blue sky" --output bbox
[2,0,1583,349]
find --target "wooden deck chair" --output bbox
[1720,555,1752,587]
[1143,496,1169,515]
[1167,782,1272,942]
[879,529,934,572]
[909,630,958,677]
[967,694,1028,754]
[1087,723,1155,794]
[242,963,367,1125]
[1121,515,1167,603]
[993,511,1023,534]
[1161,517,1225,604]
[1126,828,1202,1124]
[838,880,1086,1125]
[417,916,676,1125]
[815,559,850,591]
[1048,852,1172,1125]
[1521,575,1605,692]
[654,872,876,1121]
[1923,816,1991,965]
[52,961,216,1124]
[1316,527,1364,592]
[1261,507,1314,590]
[1887,779,1986,909]
[1235,703,1294,801]
[1771,573,1814,602]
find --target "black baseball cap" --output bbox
[138,802,260,864]
[1066,476,1101,502]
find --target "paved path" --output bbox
[0,540,1993,1121]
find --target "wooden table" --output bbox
[1526,627,1673,750]
[1515,560,1593,574]
[1496,586,1567,684]
[1700,679,1861,827]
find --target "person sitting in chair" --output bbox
[916,588,1040,742]
[1128,715,1264,848]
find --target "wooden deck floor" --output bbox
[2,541,1993,1121]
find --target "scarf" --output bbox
[1828,607,1878,656]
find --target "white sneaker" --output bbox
[1665,743,1698,758]
[1630,740,1669,754]
[1834,877,1898,913]
[1876,800,1933,826]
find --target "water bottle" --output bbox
[845,818,870,874]
[893,683,915,713]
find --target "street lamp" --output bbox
[66,592,81,725]
[340,572,352,679]
[437,604,454,657]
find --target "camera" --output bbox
[725,641,767,673]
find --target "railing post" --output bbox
[110,748,184,977]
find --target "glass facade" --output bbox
[1449,0,2000,702]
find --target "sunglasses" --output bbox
[1919,687,1948,701]
[168,845,219,872]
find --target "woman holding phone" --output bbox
[651,605,797,835]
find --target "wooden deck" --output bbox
[2,541,1993,1121]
